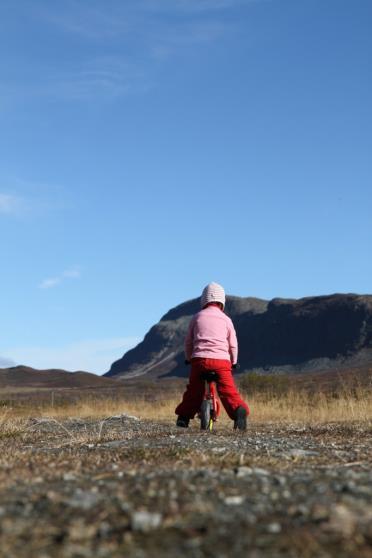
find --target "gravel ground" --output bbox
[0,416,371,558]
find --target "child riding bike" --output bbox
[175,282,250,430]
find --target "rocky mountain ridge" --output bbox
[106,293,372,379]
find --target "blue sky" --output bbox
[1,0,371,373]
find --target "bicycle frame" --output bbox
[205,380,221,422]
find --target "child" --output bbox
[175,282,250,430]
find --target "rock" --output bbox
[289,449,319,458]
[267,522,282,534]
[67,490,101,510]
[224,496,244,506]
[236,466,253,477]
[326,504,357,536]
[63,472,76,481]
[68,520,97,541]
[108,414,140,421]
[252,468,270,476]
[101,440,126,448]
[311,504,330,522]
[131,511,162,532]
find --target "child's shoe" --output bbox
[176,416,190,428]
[234,406,247,431]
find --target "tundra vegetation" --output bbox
[0,370,371,557]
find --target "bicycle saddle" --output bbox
[200,371,218,383]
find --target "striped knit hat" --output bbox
[201,282,226,310]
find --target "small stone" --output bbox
[311,504,329,522]
[236,466,253,477]
[68,490,100,510]
[63,472,76,481]
[326,504,357,536]
[252,468,270,476]
[110,414,139,421]
[224,496,244,506]
[131,511,162,532]
[98,522,111,537]
[274,475,286,486]
[68,520,97,541]
[101,440,124,448]
[289,449,319,458]
[267,522,281,534]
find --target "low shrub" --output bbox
[238,372,290,396]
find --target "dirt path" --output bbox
[0,416,371,557]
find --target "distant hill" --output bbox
[106,293,372,379]
[0,366,115,389]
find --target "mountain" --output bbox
[0,366,116,389]
[106,294,372,379]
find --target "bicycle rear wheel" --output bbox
[200,400,212,430]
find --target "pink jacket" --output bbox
[185,305,238,364]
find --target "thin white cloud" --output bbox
[39,2,130,40]
[45,62,142,101]
[39,277,62,289]
[40,0,246,38]
[63,268,81,279]
[2,0,263,105]
[1,57,147,104]
[15,0,244,102]
[0,193,24,215]
[1,337,140,374]
[0,177,68,216]
[42,2,235,43]
[39,267,81,289]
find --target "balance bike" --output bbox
[198,371,221,431]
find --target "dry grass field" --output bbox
[1,389,371,424]
[0,372,371,557]
[2,365,371,422]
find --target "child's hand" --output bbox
[232,363,240,370]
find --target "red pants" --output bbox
[175,358,250,420]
